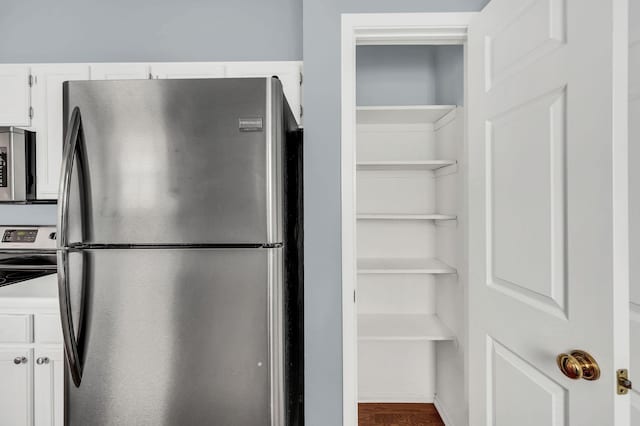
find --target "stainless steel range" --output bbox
[0,226,57,287]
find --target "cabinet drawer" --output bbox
[35,314,62,343]
[0,314,33,343]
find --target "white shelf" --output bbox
[356,105,456,125]
[356,160,456,171]
[358,314,455,341]
[357,214,457,221]
[357,258,457,275]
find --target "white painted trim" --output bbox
[359,395,434,403]
[340,12,476,426]
[434,396,457,426]
[612,0,631,425]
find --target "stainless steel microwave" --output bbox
[0,127,38,203]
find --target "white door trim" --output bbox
[340,13,476,426]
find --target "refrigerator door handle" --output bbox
[57,106,86,387]
[57,106,84,249]
[57,248,83,386]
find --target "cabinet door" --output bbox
[31,65,91,200]
[0,349,33,426]
[34,349,63,426]
[0,65,31,126]
[90,63,150,80]
[225,62,302,124]
[150,62,225,79]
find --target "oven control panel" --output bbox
[2,229,38,243]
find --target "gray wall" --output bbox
[356,45,437,106]
[302,1,488,425]
[435,45,465,105]
[356,45,464,106]
[0,205,58,225]
[0,0,302,63]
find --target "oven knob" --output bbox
[49,232,56,240]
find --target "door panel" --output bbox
[63,248,278,426]
[63,78,282,245]
[0,348,32,426]
[31,64,91,199]
[629,0,640,421]
[0,65,31,126]
[468,0,629,425]
[34,348,64,426]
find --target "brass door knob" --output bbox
[557,350,600,380]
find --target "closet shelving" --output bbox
[358,314,455,342]
[356,160,456,171]
[356,214,456,221]
[357,257,456,275]
[356,102,463,403]
[356,105,456,124]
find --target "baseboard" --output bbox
[434,396,457,426]
[358,394,434,404]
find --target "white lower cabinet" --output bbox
[0,348,33,426]
[33,348,64,426]
[0,311,63,426]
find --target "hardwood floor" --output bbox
[358,403,445,426]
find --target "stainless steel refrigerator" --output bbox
[57,78,304,426]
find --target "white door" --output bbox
[0,65,31,126]
[90,63,150,80]
[149,62,225,79]
[0,349,33,425]
[33,349,64,426]
[468,0,630,425]
[31,65,91,199]
[628,0,640,421]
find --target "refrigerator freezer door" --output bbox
[61,247,283,426]
[62,78,285,245]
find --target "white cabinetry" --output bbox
[0,65,32,126]
[0,348,33,425]
[33,348,64,426]
[90,63,149,80]
[0,315,63,426]
[150,62,225,79]
[0,281,63,426]
[30,65,91,199]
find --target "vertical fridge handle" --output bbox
[57,249,83,386]
[57,107,85,386]
[58,106,83,249]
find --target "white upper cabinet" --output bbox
[30,64,91,200]
[0,65,32,126]
[150,62,225,79]
[90,63,150,80]
[226,62,302,124]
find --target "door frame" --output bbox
[340,12,476,426]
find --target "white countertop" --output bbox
[0,274,59,309]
